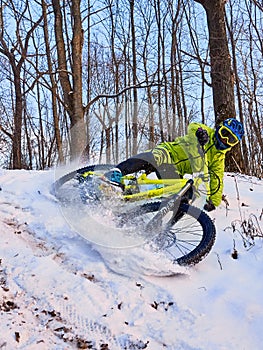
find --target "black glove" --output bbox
[196,128,209,146]
[204,199,216,212]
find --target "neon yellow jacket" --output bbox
[152,123,230,206]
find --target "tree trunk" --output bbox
[52,0,86,162]
[195,0,236,125]
[13,71,23,169]
[130,0,138,155]
[194,0,244,171]
[71,0,86,160]
[42,0,64,164]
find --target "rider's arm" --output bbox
[188,123,226,207]
[208,152,226,207]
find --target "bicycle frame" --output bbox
[122,173,193,201]
[80,169,207,203]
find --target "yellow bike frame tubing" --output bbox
[123,149,209,201]
[122,173,189,201]
[80,170,189,201]
[80,150,209,202]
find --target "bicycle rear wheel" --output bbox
[53,164,113,193]
[52,164,114,204]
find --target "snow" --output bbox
[0,168,263,349]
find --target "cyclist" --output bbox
[104,118,244,212]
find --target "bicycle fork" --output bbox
[146,179,194,231]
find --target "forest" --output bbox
[0,0,262,177]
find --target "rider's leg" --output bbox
[117,151,182,179]
[117,151,157,175]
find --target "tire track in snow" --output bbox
[3,216,150,349]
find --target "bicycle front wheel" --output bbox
[159,203,216,265]
[136,202,216,266]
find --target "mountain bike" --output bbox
[53,164,216,266]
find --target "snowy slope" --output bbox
[0,168,262,349]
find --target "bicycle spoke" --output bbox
[158,211,206,261]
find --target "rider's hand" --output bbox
[196,128,209,146]
[204,199,216,212]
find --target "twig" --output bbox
[233,175,244,223]
[231,239,238,259]
[215,253,223,270]
[231,156,242,173]
[222,194,229,217]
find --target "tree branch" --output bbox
[0,124,13,140]
[84,82,162,112]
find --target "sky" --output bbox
[0,167,263,349]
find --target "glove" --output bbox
[204,199,216,212]
[196,128,209,146]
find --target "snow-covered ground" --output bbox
[0,167,262,349]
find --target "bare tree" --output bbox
[0,1,42,169]
[194,0,236,124]
[193,0,246,172]
[42,0,64,164]
[51,0,86,162]
[130,0,139,155]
